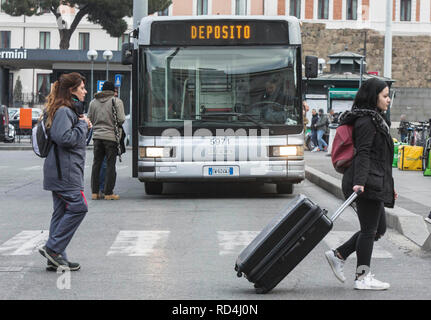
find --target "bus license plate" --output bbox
[204,166,238,177]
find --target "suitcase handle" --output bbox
[330,191,362,222]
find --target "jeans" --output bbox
[336,197,386,273]
[91,139,118,195]
[99,157,107,192]
[317,129,328,150]
[311,129,318,147]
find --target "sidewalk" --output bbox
[305,150,431,251]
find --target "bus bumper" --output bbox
[137,160,304,183]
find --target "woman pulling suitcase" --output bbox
[325,78,398,290]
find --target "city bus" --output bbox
[122,16,317,195]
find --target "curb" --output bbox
[305,165,431,251]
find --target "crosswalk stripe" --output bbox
[20,166,42,171]
[107,230,170,256]
[324,231,393,259]
[0,230,48,256]
[217,231,259,256]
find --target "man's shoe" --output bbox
[46,260,81,272]
[92,193,102,200]
[38,246,69,270]
[311,147,320,152]
[425,211,431,224]
[354,273,390,290]
[325,249,346,283]
[104,194,120,200]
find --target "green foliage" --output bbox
[13,76,23,103]
[2,0,172,48]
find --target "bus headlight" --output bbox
[140,147,173,158]
[270,146,304,157]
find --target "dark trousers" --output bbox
[336,197,386,271]
[91,139,118,195]
[311,129,318,147]
[46,190,88,257]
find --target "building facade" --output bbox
[0,3,133,108]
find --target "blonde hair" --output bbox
[44,72,86,128]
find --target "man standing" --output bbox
[315,108,329,152]
[87,81,125,200]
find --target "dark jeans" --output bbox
[91,139,118,195]
[336,197,386,272]
[99,157,107,192]
[311,129,318,147]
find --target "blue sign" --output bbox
[97,80,106,92]
[114,74,122,87]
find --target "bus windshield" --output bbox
[141,46,301,129]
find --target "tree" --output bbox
[2,0,172,50]
[13,76,23,106]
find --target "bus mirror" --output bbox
[305,56,318,78]
[121,42,134,65]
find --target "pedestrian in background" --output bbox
[88,81,125,200]
[38,72,92,271]
[328,108,339,124]
[303,100,309,132]
[313,108,329,152]
[310,108,318,150]
[325,78,397,290]
[398,114,408,143]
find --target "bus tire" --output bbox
[145,182,163,195]
[276,183,293,194]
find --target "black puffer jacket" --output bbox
[340,109,395,208]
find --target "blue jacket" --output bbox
[43,107,88,191]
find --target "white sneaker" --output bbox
[354,273,390,290]
[311,147,320,152]
[325,249,346,283]
[425,217,431,224]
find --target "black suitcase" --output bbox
[235,192,359,294]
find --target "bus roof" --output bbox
[138,15,301,46]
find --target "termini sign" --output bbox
[0,49,28,60]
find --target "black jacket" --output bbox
[340,110,395,208]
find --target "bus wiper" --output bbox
[197,112,268,129]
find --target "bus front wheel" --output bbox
[145,182,163,195]
[276,183,294,194]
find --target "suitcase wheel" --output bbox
[236,272,242,278]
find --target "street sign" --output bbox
[97,80,106,92]
[114,74,122,87]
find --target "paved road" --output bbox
[0,150,430,300]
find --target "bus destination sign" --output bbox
[150,20,290,46]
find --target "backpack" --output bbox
[331,124,355,173]
[31,113,62,179]
[32,115,51,158]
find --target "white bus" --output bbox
[122,16,317,195]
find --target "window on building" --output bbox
[197,0,208,15]
[346,0,357,20]
[78,32,89,50]
[317,0,329,19]
[235,0,247,15]
[37,74,50,103]
[0,0,8,13]
[400,0,411,21]
[158,7,169,16]
[0,31,11,49]
[39,32,50,49]
[118,34,130,51]
[289,0,301,18]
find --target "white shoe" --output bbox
[354,273,390,290]
[425,217,431,224]
[325,250,346,283]
[311,147,320,152]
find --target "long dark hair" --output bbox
[44,72,86,128]
[352,78,388,111]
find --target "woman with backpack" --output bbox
[324,78,397,290]
[38,72,92,271]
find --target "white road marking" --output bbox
[217,231,260,256]
[20,166,42,171]
[107,230,170,256]
[324,231,393,259]
[0,230,48,256]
